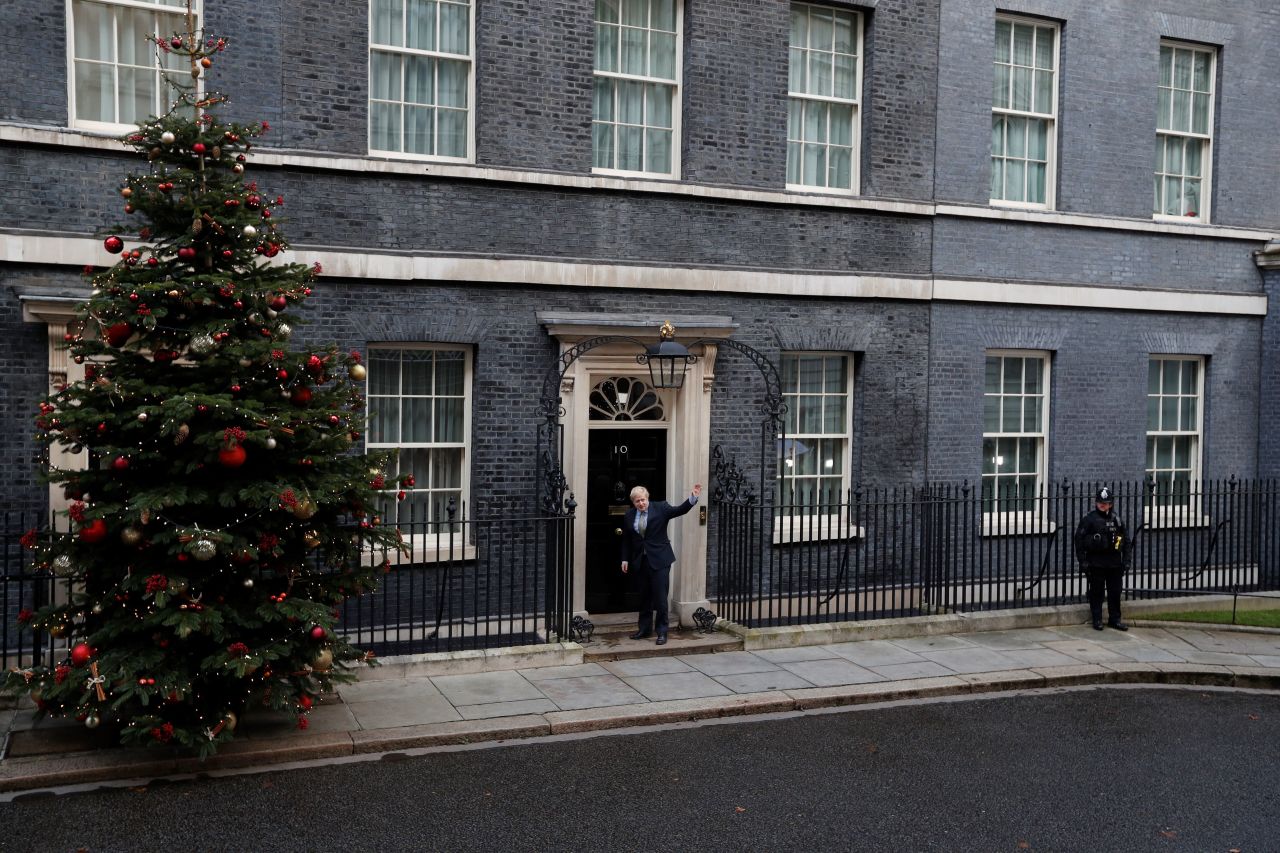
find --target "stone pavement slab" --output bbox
[455,699,560,720]
[534,674,647,711]
[520,663,610,682]
[711,669,816,694]
[431,670,546,706]
[346,693,462,729]
[918,647,1022,673]
[1041,639,1133,664]
[678,651,779,677]
[825,640,927,667]
[965,628,1067,650]
[866,660,954,680]
[751,646,841,664]
[621,672,735,702]
[778,658,884,686]
[602,657,696,677]
[894,635,977,652]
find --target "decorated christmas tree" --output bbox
[8,8,406,756]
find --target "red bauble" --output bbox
[105,322,132,346]
[299,694,314,710]
[70,643,92,667]
[79,519,108,543]
[218,445,247,468]
[310,626,326,640]
[291,387,312,406]
[103,235,124,254]
[178,246,197,261]
[306,355,324,374]
[269,295,288,310]
[170,36,182,49]
[192,142,206,154]
[111,456,130,471]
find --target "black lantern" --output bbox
[643,321,693,389]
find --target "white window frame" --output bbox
[365,344,473,558]
[775,352,858,543]
[1153,40,1215,224]
[66,0,195,133]
[981,350,1054,535]
[1144,355,1206,526]
[592,0,683,179]
[990,15,1059,210]
[786,3,863,195]
[368,0,475,163]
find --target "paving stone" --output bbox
[455,699,560,720]
[678,651,779,677]
[1131,627,1202,653]
[1250,654,1280,667]
[346,695,462,729]
[751,646,842,664]
[917,647,1023,674]
[602,657,697,677]
[824,640,926,667]
[965,628,1066,650]
[894,635,977,652]
[778,658,885,687]
[1104,643,1185,663]
[520,663,610,682]
[712,669,816,693]
[997,648,1085,669]
[1040,640,1133,664]
[339,677,447,703]
[622,672,735,702]
[869,660,957,680]
[534,674,647,711]
[430,670,546,706]
[1178,650,1260,667]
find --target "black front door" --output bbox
[585,428,667,613]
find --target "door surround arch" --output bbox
[538,313,737,624]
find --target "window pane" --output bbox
[74,1,113,61]
[1012,23,1032,66]
[437,107,466,157]
[406,0,436,51]
[834,52,856,100]
[993,65,1009,109]
[404,105,433,155]
[439,1,469,54]
[652,0,675,31]
[403,397,433,442]
[1171,90,1190,132]
[789,46,804,92]
[369,397,398,444]
[1034,27,1054,69]
[1011,66,1031,111]
[1161,362,1180,394]
[371,51,401,100]
[403,350,435,394]
[370,101,401,151]
[593,77,614,121]
[75,60,114,123]
[994,20,1011,62]
[645,127,671,174]
[1191,93,1209,135]
[647,82,672,127]
[593,122,614,169]
[618,79,643,123]
[432,448,463,489]
[118,66,154,125]
[1181,361,1198,393]
[1007,116,1026,157]
[438,58,467,107]
[1034,69,1052,114]
[596,23,618,72]
[117,8,151,66]
[404,55,432,104]
[1001,399,1021,432]
[990,158,1004,199]
[1156,87,1171,131]
[434,398,463,442]
[597,0,619,25]
[1023,358,1043,393]
[823,396,846,433]
[1173,49,1192,91]
[436,351,465,394]
[621,0,647,27]
[618,125,643,170]
[372,0,404,47]
[810,48,832,97]
[651,31,676,80]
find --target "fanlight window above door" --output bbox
[589,376,665,421]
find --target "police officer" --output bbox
[1074,486,1131,631]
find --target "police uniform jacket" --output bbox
[1074,508,1130,571]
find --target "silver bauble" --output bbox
[265,437,277,449]
[188,333,216,354]
[52,555,73,576]
[161,131,175,144]
[242,577,254,588]
[85,713,101,729]
[277,323,292,338]
[191,538,217,561]
[243,225,257,238]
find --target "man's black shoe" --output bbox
[629,631,652,640]
[1092,620,1104,631]
[655,635,667,645]
[1108,620,1129,631]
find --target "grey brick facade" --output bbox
[0,0,1276,538]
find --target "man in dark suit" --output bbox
[621,482,702,645]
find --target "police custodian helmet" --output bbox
[1095,486,1114,503]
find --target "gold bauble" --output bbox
[224,711,238,732]
[120,527,143,546]
[293,499,318,520]
[348,363,367,381]
[303,531,321,549]
[48,624,66,638]
[311,648,333,673]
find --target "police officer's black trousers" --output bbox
[1086,564,1124,623]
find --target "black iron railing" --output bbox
[713,478,1280,628]
[0,503,577,670]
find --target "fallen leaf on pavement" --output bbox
[1158,829,1177,839]
[735,806,747,814]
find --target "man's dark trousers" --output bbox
[632,552,671,637]
[1086,564,1124,624]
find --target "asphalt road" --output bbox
[4,685,1278,852]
